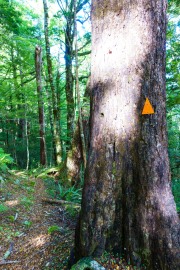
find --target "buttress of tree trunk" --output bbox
[66,120,83,186]
[66,86,90,186]
[35,45,47,166]
[75,1,180,269]
[66,115,89,186]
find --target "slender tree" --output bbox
[43,0,62,165]
[19,57,30,170]
[75,1,180,269]
[74,0,87,169]
[35,45,47,166]
[45,78,57,164]
[64,0,74,147]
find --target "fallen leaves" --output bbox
[0,173,75,269]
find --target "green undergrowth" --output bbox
[32,164,67,184]
[0,147,13,172]
[172,178,180,212]
[43,177,81,218]
[33,166,59,179]
[43,177,82,203]
[0,203,9,213]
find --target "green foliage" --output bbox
[8,215,16,222]
[37,167,59,179]
[0,224,21,241]
[166,0,180,214]
[172,179,180,212]
[22,220,33,228]
[65,204,79,218]
[20,196,33,209]
[0,0,90,170]
[0,148,13,172]
[0,0,23,34]
[48,225,62,234]
[57,183,82,204]
[44,176,82,203]
[0,203,9,213]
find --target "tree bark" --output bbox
[66,85,90,186]
[75,1,180,269]
[35,45,47,166]
[43,0,62,165]
[66,120,83,185]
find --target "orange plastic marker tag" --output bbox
[142,98,154,115]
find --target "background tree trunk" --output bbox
[45,79,56,165]
[75,1,180,269]
[66,120,83,185]
[43,0,62,165]
[66,84,90,186]
[35,45,47,166]
[65,14,74,149]
[74,0,87,169]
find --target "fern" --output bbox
[0,148,13,172]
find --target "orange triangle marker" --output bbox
[142,98,154,115]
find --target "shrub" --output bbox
[0,148,13,172]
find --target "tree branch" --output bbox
[78,50,91,57]
[77,0,89,13]
[42,197,81,207]
[0,260,20,265]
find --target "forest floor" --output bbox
[0,171,76,270]
[0,170,145,270]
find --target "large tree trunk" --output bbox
[35,45,47,166]
[43,0,62,165]
[75,1,180,269]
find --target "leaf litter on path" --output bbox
[0,174,76,270]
